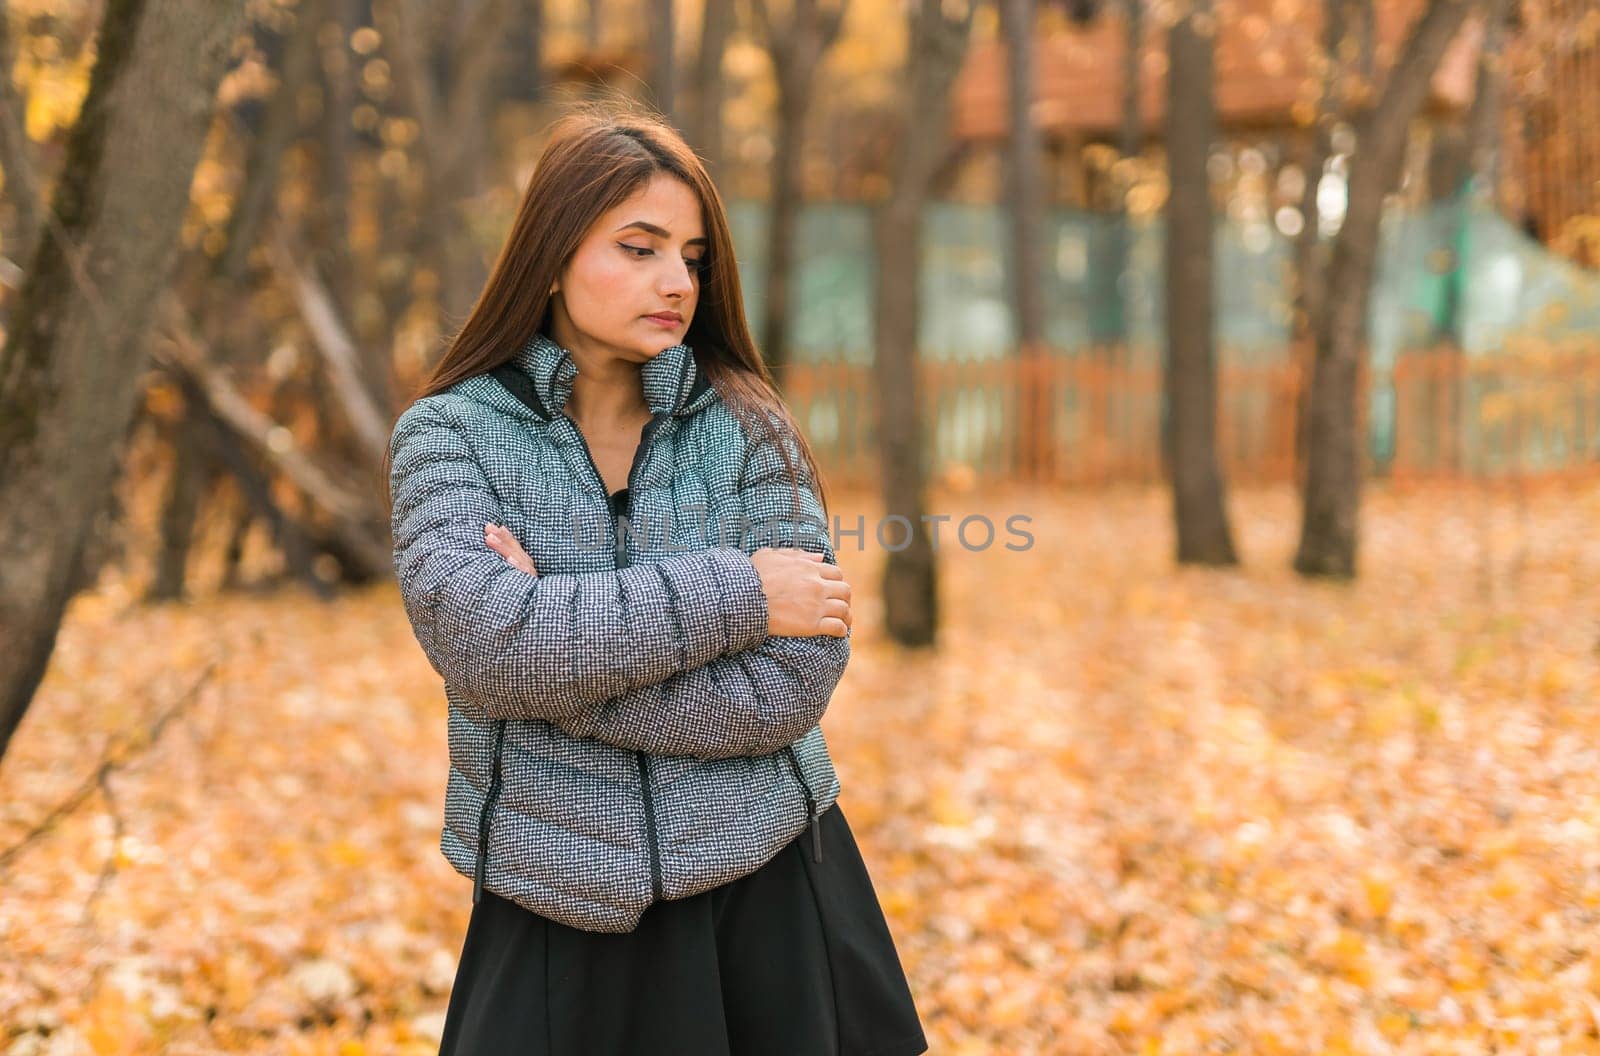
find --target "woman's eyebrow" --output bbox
[615,220,709,247]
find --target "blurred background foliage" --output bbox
[3,1,1600,1051]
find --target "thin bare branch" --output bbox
[268,233,391,463]
[0,662,217,872]
[153,295,379,535]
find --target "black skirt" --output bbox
[437,800,928,1056]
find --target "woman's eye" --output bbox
[621,243,707,274]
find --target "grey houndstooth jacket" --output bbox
[387,331,847,933]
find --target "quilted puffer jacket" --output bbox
[386,331,848,933]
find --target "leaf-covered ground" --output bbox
[3,479,1599,1054]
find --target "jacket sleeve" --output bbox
[545,409,851,760]
[388,399,772,721]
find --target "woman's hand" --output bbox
[482,530,851,639]
[750,547,851,638]
[485,522,538,576]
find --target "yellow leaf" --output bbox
[327,839,367,867]
[1362,871,1394,919]
[1378,1009,1412,1040]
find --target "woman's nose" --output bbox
[658,259,694,297]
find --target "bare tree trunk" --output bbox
[873,0,972,647]
[689,0,733,179]
[74,405,145,595]
[649,0,676,121]
[1094,0,1143,350]
[1428,121,1471,203]
[1436,0,1511,344]
[1296,0,1476,578]
[218,0,320,285]
[1461,0,1509,198]
[764,85,806,373]
[1293,0,1352,348]
[500,0,545,102]
[376,166,415,349]
[1425,0,1509,476]
[170,365,329,593]
[147,402,212,602]
[154,4,321,604]
[313,0,360,321]
[0,0,247,763]
[377,0,515,329]
[999,0,1050,474]
[999,0,1044,348]
[1117,0,1143,162]
[1290,0,1356,486]
[1164,0,1237,566]
[0,0,43,267]
[220,500,254,590]
[751,0,845,375]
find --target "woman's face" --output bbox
[547,173,708,363]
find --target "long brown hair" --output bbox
[390,98,829,519]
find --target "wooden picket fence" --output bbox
[773,339,1600,489]
[1389,339,1600,483]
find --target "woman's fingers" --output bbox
[816,615,849,637]
[484,523,537,576]
[761,546,824,562]
[745,546,856,637]
[485,527,526,570]
[809,555,851,620]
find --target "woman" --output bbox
[386,102,927,1055]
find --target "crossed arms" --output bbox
[387,399,849,760]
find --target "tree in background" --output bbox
[1104,0,1144,348]
[999,0,1050,474]
[1162,0,1238,566]
[749,0,847,375]
[0,0,247,761]
[375,0,519,330]
[688,0,735,178]
[873,0,975,647]
[1295,0,1478,578]
[649,0,678,121]
[1434,0,1514,350]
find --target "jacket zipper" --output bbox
[635,750,664,899]
[782,744,823,863]
[567,409,669,901]
[472,719,508,903]
[571,405,817,876]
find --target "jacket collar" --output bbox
[497,331,714,422]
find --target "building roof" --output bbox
[950,0,1484,141]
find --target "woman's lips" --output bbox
[644,313,681,327]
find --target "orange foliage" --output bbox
[3,479,1600,1052]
